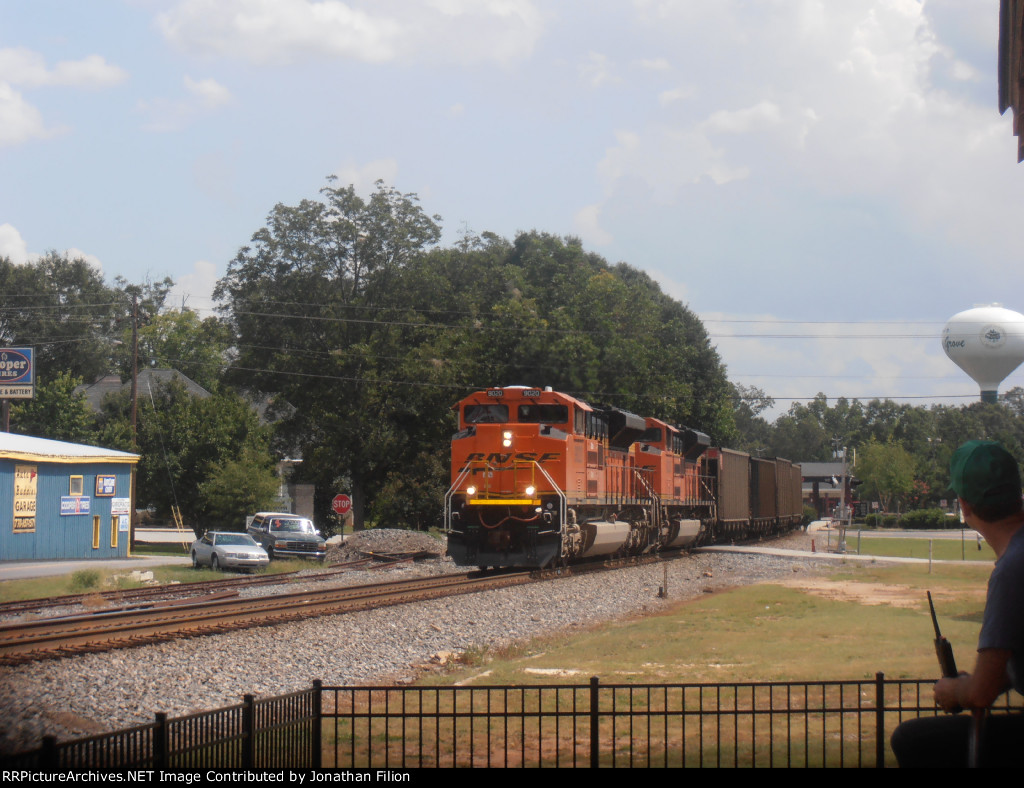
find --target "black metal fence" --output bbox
[5,676,1023,769]
[3,685,321,770]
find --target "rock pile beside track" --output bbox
[330,528,446,562]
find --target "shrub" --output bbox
[864,509,953,529]
[69,569,100,591]
[900,508,951,530]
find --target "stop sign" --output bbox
[332,494,352,515]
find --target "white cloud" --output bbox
[184,76,231,109]
[0,83,54,146]
[700,311,971,419]
[658,86,694,106]
[637,57,671,71]
[330,159,401,194]
[157,0,545,66]
[578,52,620,88]
[0,224,30,263]
[0,225,102,270]
[139,76,232,132]
[0,48,125,147]
[0,48,127,88]
[572,204,613,247]
[168,260,220,313]
[590,0,1017,265]
[703,101,782,134]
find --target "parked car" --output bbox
[191,531,269,572]
[246,512,328,561]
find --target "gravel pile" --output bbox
[0,536,832,755]
[329,528,446,562]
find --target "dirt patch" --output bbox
[769,576,924,608]
[768,577,982,609]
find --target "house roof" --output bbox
[76,369,212,412]
[0,432,138,464]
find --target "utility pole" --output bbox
[129,290,139,551]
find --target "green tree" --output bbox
[198,449,280,531]
[0,252,118,381]
[855,439,917,514]
[115,308,230,393]
[101,378,272,531]
[9,371,97,443]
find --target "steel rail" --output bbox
[0,558,387,617]
[0,570,532,665]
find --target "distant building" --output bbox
[1,433,138,561]
[801,462,860,518]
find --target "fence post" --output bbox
[590,676,600,769]
[875,672,886,768]
[41,735,57,769]
[153,712,168,770]
[242,694,255,768]
[312,680,323,770]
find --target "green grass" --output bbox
[420,560,994,688]
[851,535,995,562]
[0,556,329,602]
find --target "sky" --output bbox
[2,0,1023,419]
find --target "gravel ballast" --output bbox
[0,529,833,755]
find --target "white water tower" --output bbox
[943,304,1024,403]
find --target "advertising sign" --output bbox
[95,475,117,496]
[13,465,37,534]
[60,496,91,516]
[0,347,34,399]
[111,497,131,515]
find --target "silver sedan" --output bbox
[191,531,270,572]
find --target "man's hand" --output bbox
[934,674,966,712]
[933,649,1012,712]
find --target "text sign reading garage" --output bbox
[0,347,34,399]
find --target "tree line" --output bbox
[5,179,1019,531]
[732,388,1024,514]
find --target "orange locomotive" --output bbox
[444,386,803,569]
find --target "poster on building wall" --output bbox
[118,515,130,532]
[95,475,116,496]
[13,464,37,534]
[60,496,90,516]
[111,498,131,515]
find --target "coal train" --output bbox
[444,386,802,569]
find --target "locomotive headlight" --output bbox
[525,485,536,497]
[502,430,513,448]
[466,486,476,496]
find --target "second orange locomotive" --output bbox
[444,386,802,569]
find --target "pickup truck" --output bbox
[246,512,328,561]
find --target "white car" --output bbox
[191,531,270,572]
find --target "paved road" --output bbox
[0,554,192,581]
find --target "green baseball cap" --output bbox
[949,440,1022,507]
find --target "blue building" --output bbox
[1,433,139,561]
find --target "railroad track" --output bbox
[0,557,408,618]
[0,570,533,665]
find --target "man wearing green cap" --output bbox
[892,440,1024,767]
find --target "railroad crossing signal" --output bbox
[332,494,352,516]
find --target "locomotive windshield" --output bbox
[464,404,509,423]
[517,404,569,424]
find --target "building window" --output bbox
[70,476,84,496]
[92,515,101,549]
[110,516,118,549]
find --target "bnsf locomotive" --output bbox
[444,386,802,569]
